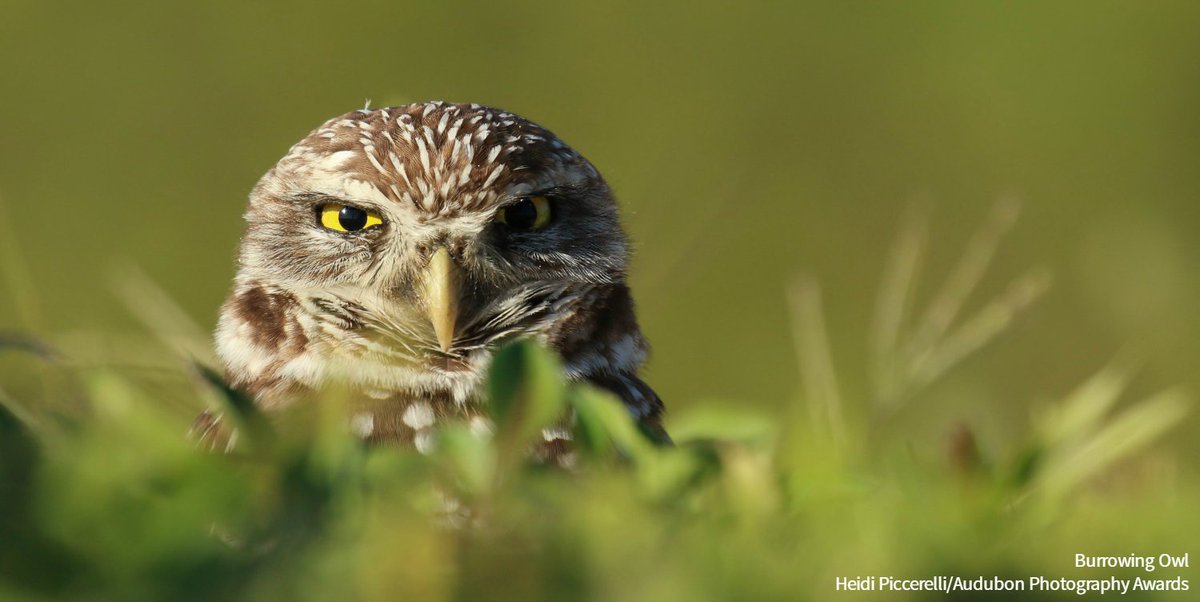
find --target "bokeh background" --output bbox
[2,1,1197,463]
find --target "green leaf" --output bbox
[436,424,496,498]
[569,385,655,463]
[486,339,567,464]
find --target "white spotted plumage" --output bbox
[207,101,668,456]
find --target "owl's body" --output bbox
[214,102,663,449]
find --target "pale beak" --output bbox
[423,247,460,353]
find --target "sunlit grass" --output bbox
[0,206,1193,601]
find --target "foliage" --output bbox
[0,338,1193,602]
[0,208,1193,601]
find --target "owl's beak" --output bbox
[423,247,460,353]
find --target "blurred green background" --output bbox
[1,0,1197,461]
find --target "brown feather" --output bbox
[209,101,666,457]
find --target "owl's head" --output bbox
[219,102,636,403]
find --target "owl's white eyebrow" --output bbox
[285,191,339,204]
[287,191,382,211]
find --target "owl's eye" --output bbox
[497,196,552,231]
[319,203,383,233]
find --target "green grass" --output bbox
[0,208,1194,602]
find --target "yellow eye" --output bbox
[497,196,551,231]
[319,203,383,233]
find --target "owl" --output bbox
[206,101,664,454]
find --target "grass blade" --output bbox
[110,264,215,364]
[907,267,1051,391]
[871,205,928,404]
[903,198,1020,369]
[788,275,844,444]
[1038,388,1189,500]
[0,191,43,331]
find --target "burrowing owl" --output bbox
[211,101,664,451]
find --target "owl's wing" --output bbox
[586,372,671,445]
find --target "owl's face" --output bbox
[218,102,638,406]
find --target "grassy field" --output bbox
[0,334,1194,602]
[1,208,1195,600]
[1,2,1198,600]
